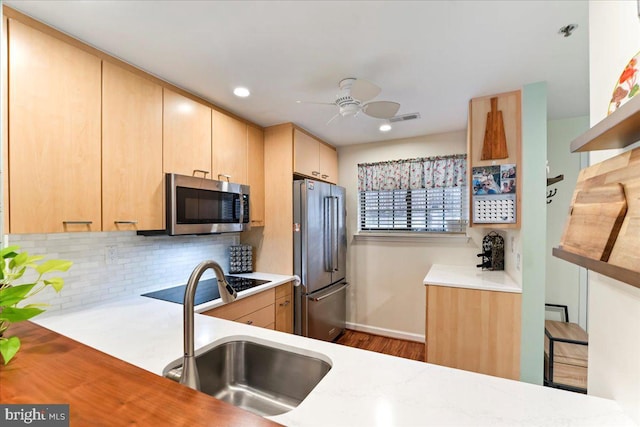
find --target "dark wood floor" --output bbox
[335,329,425,362]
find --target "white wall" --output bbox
[9,232,237,312]
[546,116,588,326]
[587,1,640,423]
[337,131,480,341]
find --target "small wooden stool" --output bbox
[544,320,588,393]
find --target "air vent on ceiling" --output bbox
[389,112,421,123]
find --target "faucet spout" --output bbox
[180,260,237,390]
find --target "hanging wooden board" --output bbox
[481,97,509,160]
[559,182,627,261]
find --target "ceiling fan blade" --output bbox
[326,113,340,125]
[296,100,336,106]
[362,101,401,119]
[350,78,381,102]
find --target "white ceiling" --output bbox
[4,0,590,147]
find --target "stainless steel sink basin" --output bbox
[163,337,332,416]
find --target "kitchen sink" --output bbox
[163,337,332,416]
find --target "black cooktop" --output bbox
[142,276,270,306]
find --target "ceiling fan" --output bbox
[298,78,401,124]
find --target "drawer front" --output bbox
[202,288,274,320]
[236,304,275,328]
[275,281,292,299]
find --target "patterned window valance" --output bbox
[357,154,467,192]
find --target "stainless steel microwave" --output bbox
[166,173,250,235]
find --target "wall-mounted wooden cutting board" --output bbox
[560,182,627,261]
[559,147,640,273]
[607,152,640,270]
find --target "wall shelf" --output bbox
[570,94,640,152]
[552,247,640,290]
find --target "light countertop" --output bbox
[33,272,633,426]
[424,263,522,293]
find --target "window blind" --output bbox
[359,186,468,233]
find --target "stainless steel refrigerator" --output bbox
[293,179,348,342]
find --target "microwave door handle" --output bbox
[238,193,244,223]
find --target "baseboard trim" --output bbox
[345,322,425,343]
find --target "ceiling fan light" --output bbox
[233,87,250,97]
[379,124,392,132]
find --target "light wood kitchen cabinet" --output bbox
[202,288,275,330]
[275,282,293,333]
[294,128,338,184]
[8,20,102,233]
[163,88,212,177]
[212,109,248,185]
[425,285,521,380]
[247,125,265,227]
[102,62,163,231]
[318,141,339,183]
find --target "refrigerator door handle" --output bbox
[324,196,333,272]
[332,196,339,272]
[311,282,349,301]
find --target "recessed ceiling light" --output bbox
[379,124,392,132]
[233,87,250,97]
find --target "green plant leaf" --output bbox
[10,266,27,281]
[0,336,21,365]
[22,303,49,309]
[0,306,44,322]
[44,277,65,292]
[0,246,20,259]
[8,252,29,270]
[0,283,36,306]
[35,260,73,275]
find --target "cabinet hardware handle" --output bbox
[279,300,290,307]
[114,220,138,224]
[192,169,209,178]
[63,221,93,225]
[246,320,253,325]
[218,174,231,182]
[321,174,329,179]
[311,171,320,176]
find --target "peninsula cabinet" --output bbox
[8,19,102,233]
[202,288,276,330]
[425,285,521,380]
[163,88,212,178]
[275,282,293,333]
[247,125,265,227]
[294,128,338,184]
[102,62,163,231]
[212,110,248,185]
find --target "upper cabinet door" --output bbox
[8,20,102,233]
[102,62,163,231]
[163,88,212,177]
[212,110,248,184]
[318,142,338,184]
[293,129,320,178]
[247,125,265,226]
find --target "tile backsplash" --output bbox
[8,231,239,312]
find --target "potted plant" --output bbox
[0,245,72,364]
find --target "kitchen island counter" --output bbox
[22,273,633,426]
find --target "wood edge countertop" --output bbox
[0,321,282,427]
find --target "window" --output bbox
[358,155,468,234]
